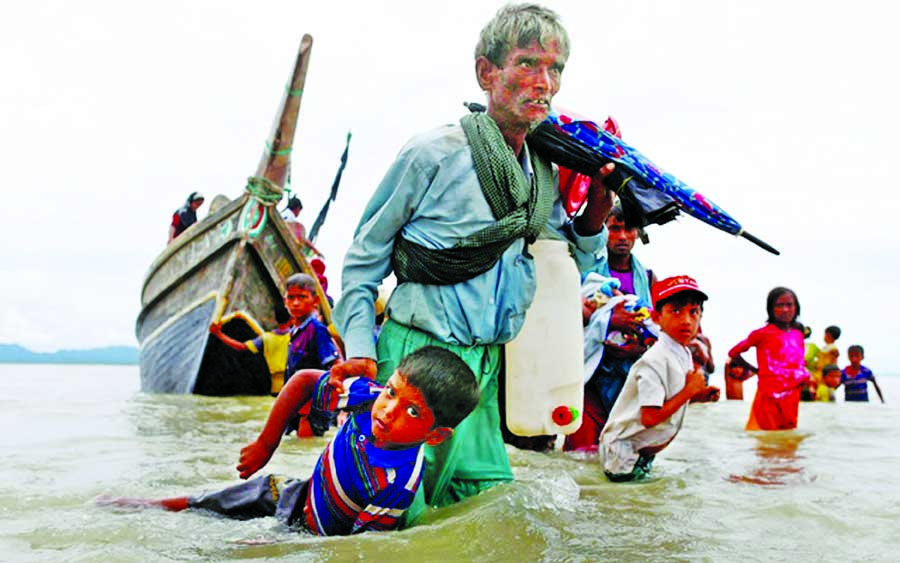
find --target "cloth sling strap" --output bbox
[391,112,555,285]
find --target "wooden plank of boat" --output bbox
[136,35,331,396]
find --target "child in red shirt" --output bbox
[728,287,811,430]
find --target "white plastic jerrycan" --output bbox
[504,239,583,436]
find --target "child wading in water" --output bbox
[817,364,843,402]
[599,275,720,482]
[841,345,885,403]
[728,287,810,430]
[810,325,841,401]
[99,346,480,536]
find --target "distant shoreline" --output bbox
[0,360,138,366]
[0,344,138,366]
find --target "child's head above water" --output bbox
[370,346,480,450]
[824,325,842,344]
[727,361,746,378]
[848,344,864,365]
[822,364,842,388]
[766,287,801,328]
[650,275,708,346]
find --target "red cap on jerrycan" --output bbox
[552,405,579,426]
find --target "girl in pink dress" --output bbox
[728,287,811,430]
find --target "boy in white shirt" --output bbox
[600,275,720,482]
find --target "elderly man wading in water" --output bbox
[332,3,615,519]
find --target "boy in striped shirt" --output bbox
[101,346,479,535]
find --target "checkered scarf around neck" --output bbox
[391,111,555,286]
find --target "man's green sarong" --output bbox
[375,319,513,523]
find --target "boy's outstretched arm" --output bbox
[237,370,324,479]
[641,369,710,428]
[871,377,885,403]
[210,322,249,352]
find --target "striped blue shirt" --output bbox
[841,365,876,402]
[304,373,424,535]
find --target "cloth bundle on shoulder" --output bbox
[391,111,555,285]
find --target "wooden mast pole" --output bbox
[256,34,313,187]
[246,35,335,328]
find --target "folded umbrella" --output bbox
[556,115,678,244]
[528,108,779,255]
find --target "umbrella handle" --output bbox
[739,231,780,256]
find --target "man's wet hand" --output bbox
[609,302,643,331]
[591,162,617,203]
[327,357,377,393]
[575,163,617,235]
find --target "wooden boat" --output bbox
[136,35,332,395]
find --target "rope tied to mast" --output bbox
[240,177,284,237]
[284,83,304,97]
[244,176,284,207]
[265,141,293,156]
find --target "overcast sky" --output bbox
[3,0,899,372]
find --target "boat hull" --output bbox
[136,195,328,395]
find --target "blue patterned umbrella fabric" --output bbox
[529,108,779,255]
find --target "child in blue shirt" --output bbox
[841,345,885,403]
[100,346,480,536]
[213,273,340,435]
[282,273,341,377]
[282,273,342,436]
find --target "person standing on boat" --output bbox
[168,191,204,243]
[282,195,323,257]
[332,4,615,514]
[281,195,306,238]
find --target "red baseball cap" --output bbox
[652,275,708,308]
